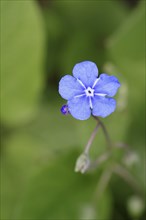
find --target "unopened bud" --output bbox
[60,104,70,115]
[75,153,90,174]
[127,196,145,218]
[123,152,139,167]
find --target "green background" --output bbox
[1,0,145,219]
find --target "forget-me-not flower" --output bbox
[59,61,120,120]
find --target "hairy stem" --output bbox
[92,116,112,149]
[89,151,111,170]
[113,163,142,195]
[84,121,100,154]
[84,116,112,155]
[93,168,112,201]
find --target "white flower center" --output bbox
[85,87,94,97]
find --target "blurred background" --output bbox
[1,0,145,219]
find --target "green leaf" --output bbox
[1,143,113,220]
[1,133,47,220]
[107,1,145,191]
[43,0,129,77]
[107,1,145,139]
[1,115,112,219]
[52,0,129,37]
[1,0,45,126]
[17,151,112,219]
[59,31,103,74]
[0,102,80,219]
[107,2,145,63]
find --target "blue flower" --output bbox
[59,61,121,120]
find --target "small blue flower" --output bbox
[59,61,121,120]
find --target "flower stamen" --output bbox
[85,87,94,97]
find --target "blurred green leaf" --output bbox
[107,1,145,191]
[17,151,112,219]
[52,0,129,37]
[43,9,64,73]
[0,102,79,219]
[59,31,106,74]
[107,1,145,108]
[44,0,129,77]
[1,102,113,219]
[1,145,112,220]
[1,133,47,220]
[107,1,145,144]
[107,2,145,63]
[1,0,45,126]
[21,102,80,153]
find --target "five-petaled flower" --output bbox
[59,61,121,120]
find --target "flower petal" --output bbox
[92,96,116,118]
[59,75,83,100]
[68,96,91,120]
[73,61,98,87]
[94,74,120,97]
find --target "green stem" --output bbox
[89,151,110,170]
[113,163,142,196]
[92,116,112,149]
[84,116,113,156]
[84,120,100,155]
[93,168,112,201]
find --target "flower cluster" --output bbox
[59,61,120,120]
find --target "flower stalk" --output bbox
[92,116,112,149]
[83,115,112,156]
[84,120,100,155]
[113,163,142,196]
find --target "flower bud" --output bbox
[123,151,139,167]
[127,196,145,218]
[75,153,90,174]
[60,104,70,115]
